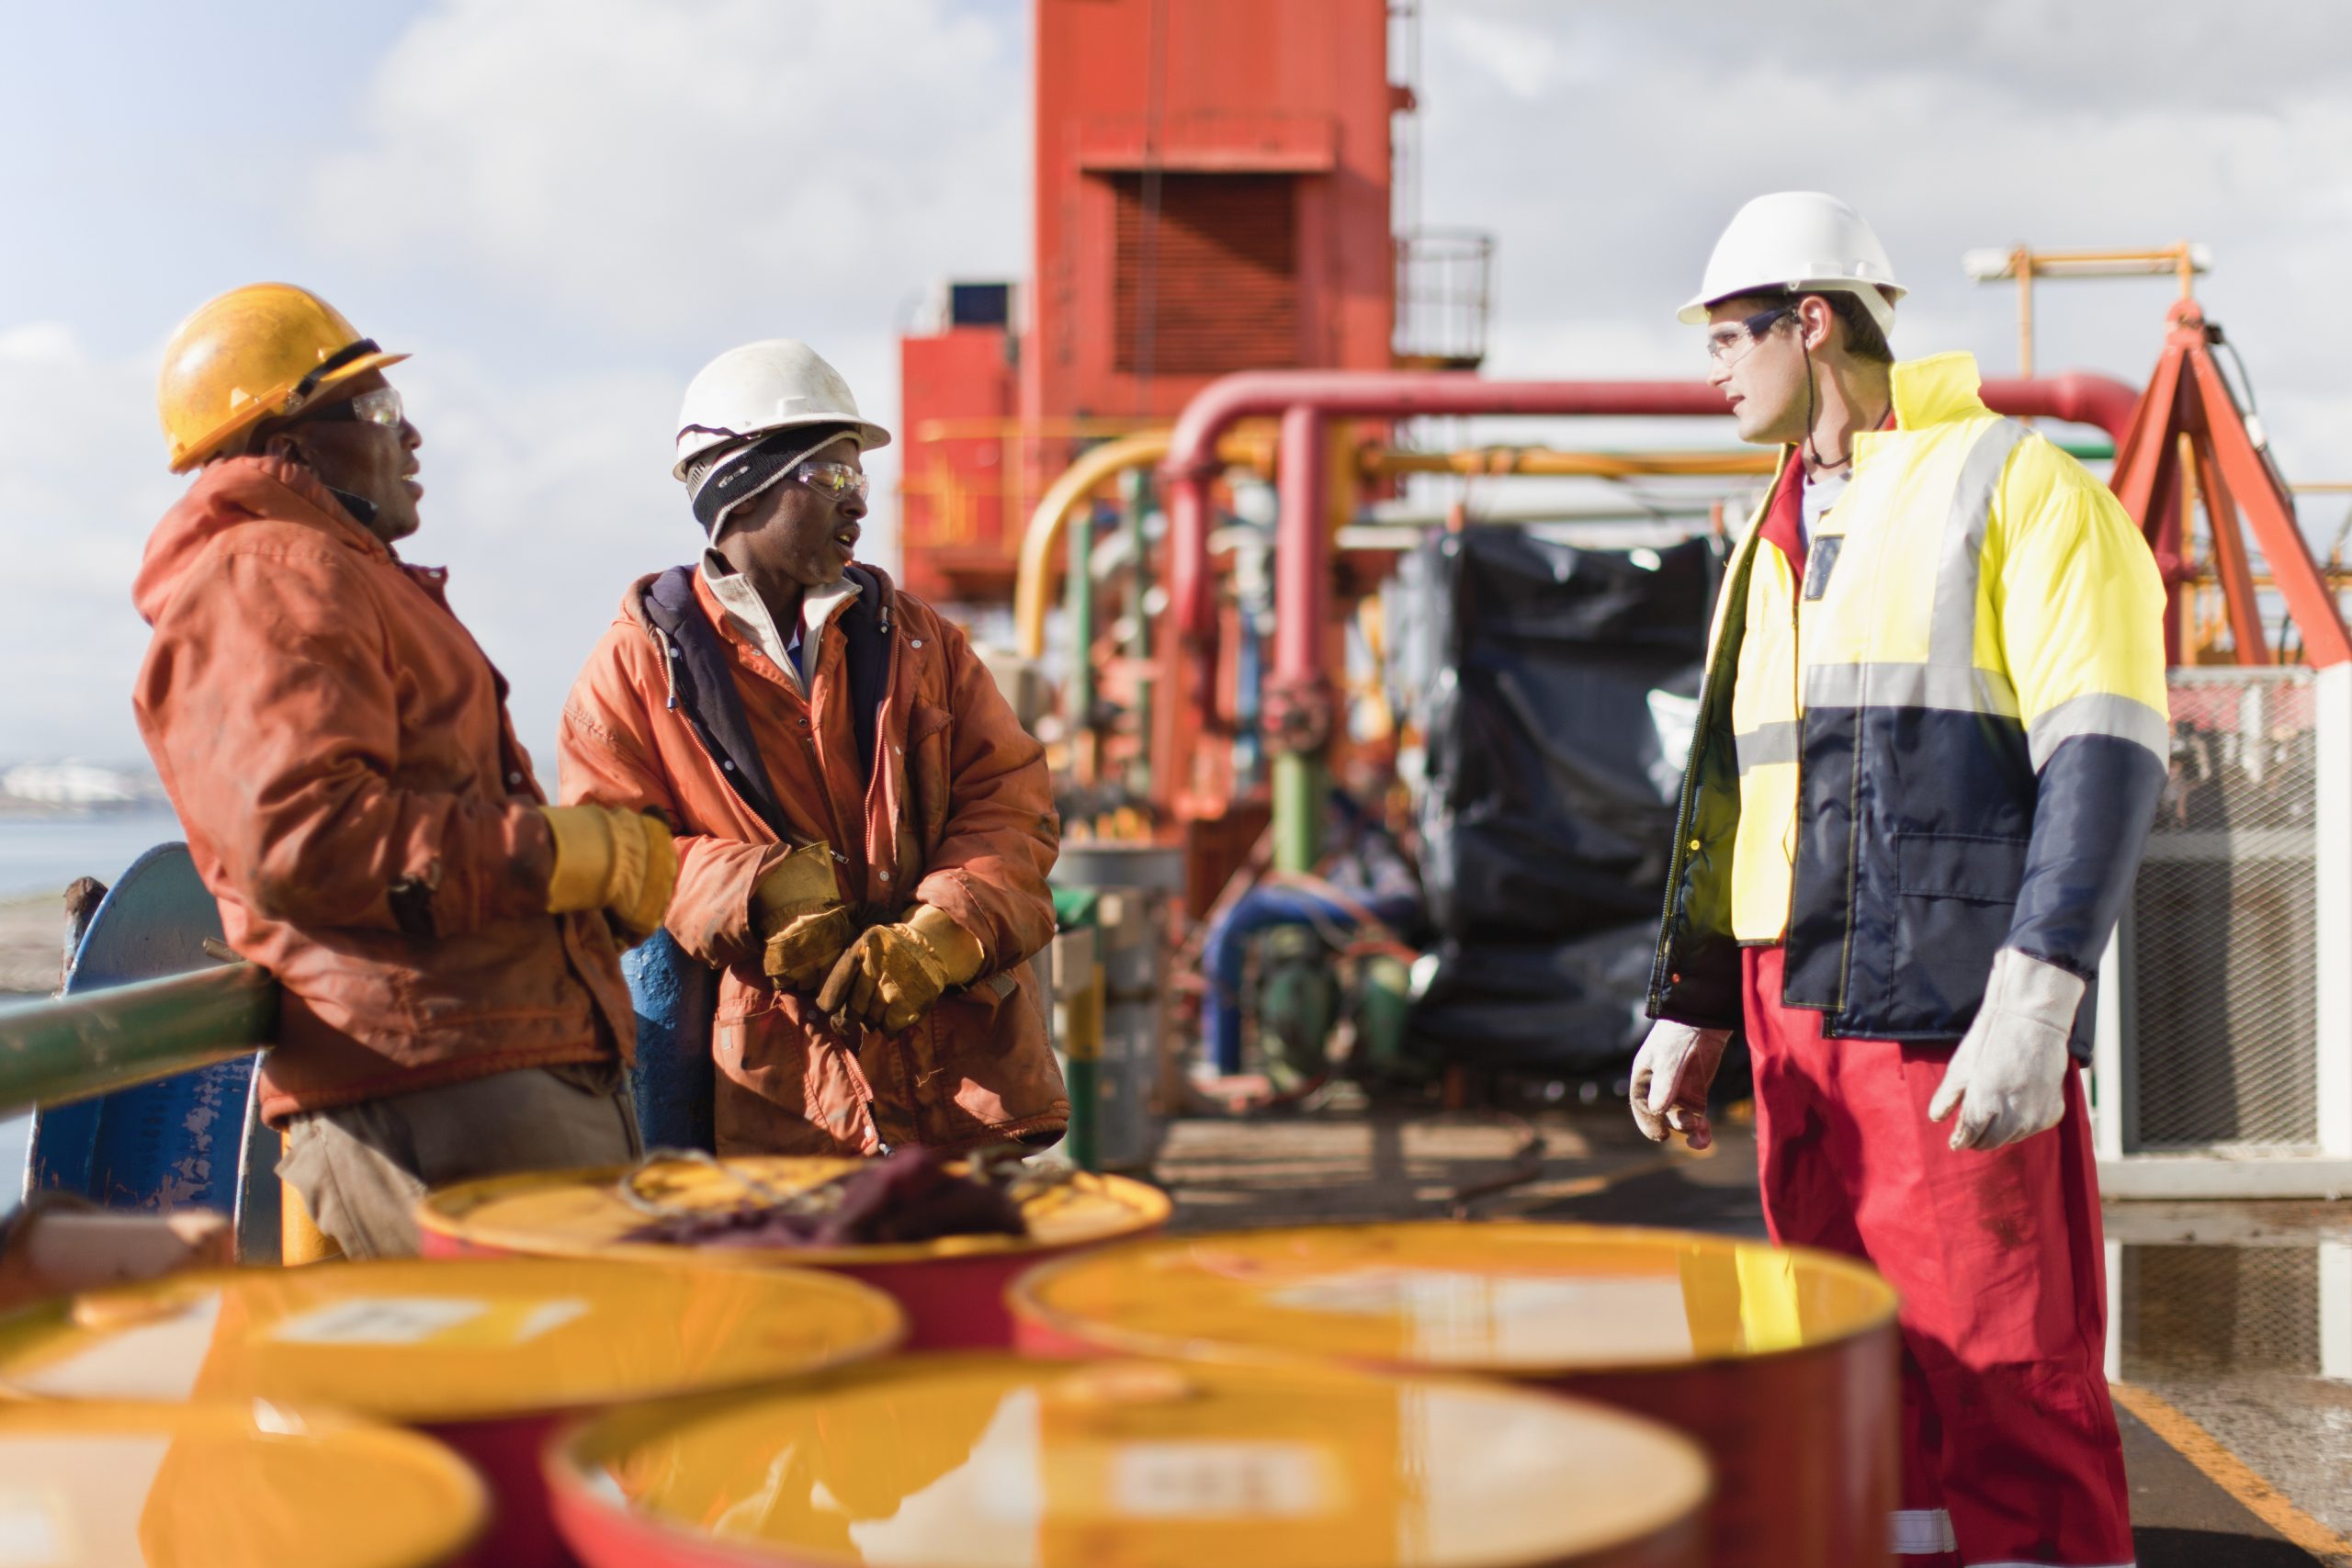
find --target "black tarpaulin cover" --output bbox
[1403,525,1721,1072]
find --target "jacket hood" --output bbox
[134,457,384,626]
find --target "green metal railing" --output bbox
[0,965,276,1115]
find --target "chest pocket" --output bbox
[905,700,954,845]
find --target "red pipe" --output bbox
[1153,367,2145,807]
[1271,404,1328,696]
[1160,369,2141,645]
[1978,374,2143,446]
[1163,373,1733,641]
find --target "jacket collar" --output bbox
[1888,352,1992,430]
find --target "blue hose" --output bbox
[1201,886,1418,1075]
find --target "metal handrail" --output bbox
[0,964,276,1115]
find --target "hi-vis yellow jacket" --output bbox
[1648,353,2168,1056]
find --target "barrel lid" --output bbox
[1011,1222,1898,1375]
[0,1257,903,1423]
[550,1353,1710,1567]
[0,1399,485,1568]
[416,1156,1170,1266]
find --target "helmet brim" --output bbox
[671,414,891,482]
[167,349,411,473]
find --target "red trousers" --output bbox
[1742,946,2134,1567]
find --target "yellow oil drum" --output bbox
[1008,1223,1900,1568]
[0,1400,485,1568]
[417,1156,1170,1349]
[0,1258,903,1568]
[546,1353,1713,1568]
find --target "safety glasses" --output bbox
[306,385,405,429]
[1704,304,1794,367]
[794,460,868,503]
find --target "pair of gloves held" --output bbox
[1632,947,2086,1155]
[536,809,983,1035]
[752,842,985,1034]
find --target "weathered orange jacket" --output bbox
[132,457,633,1125]
[558,563,1066,1156]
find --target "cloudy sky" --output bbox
[3,0,2346,772]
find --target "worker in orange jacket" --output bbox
[558,340,1067,1156]
[134,284,678,1258]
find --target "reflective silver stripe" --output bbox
[1805,660,2020,716]
[1888,1508,1957,1555]
[1734,720,1802,775]
[1928,419,2035,671]
[2026,690,2168,771]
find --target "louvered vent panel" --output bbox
[1112,173,1298,376]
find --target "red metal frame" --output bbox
[2106,298,2351,666]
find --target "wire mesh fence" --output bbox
[2129,669,2320,1152]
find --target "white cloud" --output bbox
[10,0,2352,774]
[311,0,1027,348]
[0,325,184,763]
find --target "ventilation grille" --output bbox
[1112,173,1298,377]
[2130,670,2319,1152]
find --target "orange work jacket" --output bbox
[558,562,1065,1156]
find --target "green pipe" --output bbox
[1272,752,1325,874]
[0,965,277,1115]
[1066,501,1095,745]
[1121,468,1155,797]
[1062,1057,1100,1173]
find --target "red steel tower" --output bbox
[898,0,1400,604]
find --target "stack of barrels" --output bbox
[0,1155,1899,1568]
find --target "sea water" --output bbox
[0,807,187,899]
[0,807,187,1199]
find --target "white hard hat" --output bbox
[672,338,890,481]
[1679,192,1905,339]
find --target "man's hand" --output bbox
[1629,1021,1732,1150]
[1928,948,2083,1151]
[817,905,986,1034]
[537,805,678,944]
[752,843,855,992]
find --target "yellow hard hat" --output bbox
[157,283,409,472]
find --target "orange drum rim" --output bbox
[0,1397,490,1567]
[0,1258,909,1426]
[415,1157,1172,1268]
[1007,1220,1901,1380]
[544,1352,1716,1568]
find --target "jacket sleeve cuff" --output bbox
[910,870,998,971]
[669,838,793,968]
[426,801,556,936]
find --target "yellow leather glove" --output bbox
[537,805,677,944]
[752,843,857,992]
[816,904,987,1034]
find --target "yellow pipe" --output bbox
[1013,429,1273,660]
[1013,436,1781,658]
[1366,447,1776,479]
[1014,431,1172,660]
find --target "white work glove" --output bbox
[1928,948,2085,1151]
[1629,1021,1733,1150]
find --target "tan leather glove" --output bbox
[816,904,987,1034]
[537,805,677,944]
[753,843,857,992]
